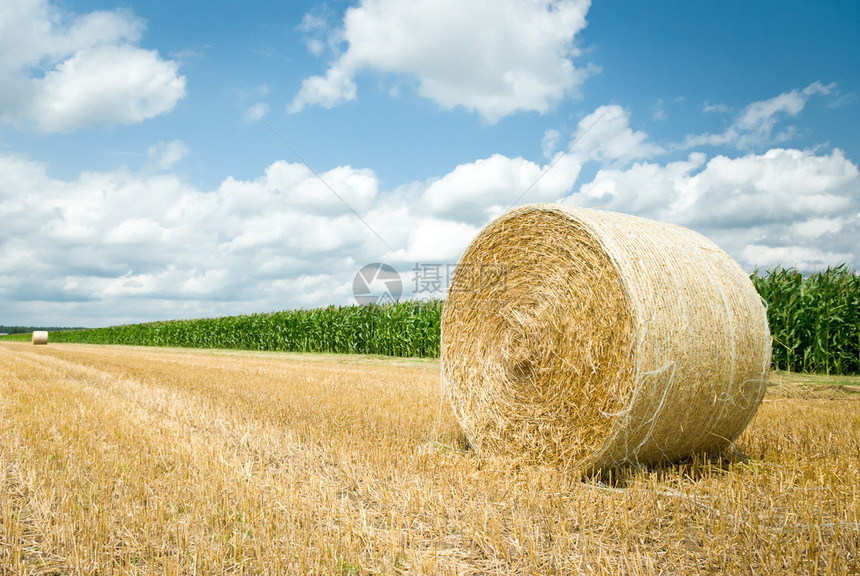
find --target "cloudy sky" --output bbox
[1,0,859,327]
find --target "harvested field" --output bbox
[0,342,858,575]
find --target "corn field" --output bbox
[752,265,860,375]
[41,301,443,358]
[4,267,859,373]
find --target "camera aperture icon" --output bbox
[353,263,402,305]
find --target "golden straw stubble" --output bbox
[441,204,771,472]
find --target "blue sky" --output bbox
[1,0,859,326]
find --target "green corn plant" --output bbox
[753,265,859,374]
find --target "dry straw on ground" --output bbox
[31,331,48,345]
[1,343,856,574]
[442,204,771,472]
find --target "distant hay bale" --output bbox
[441,204,771,472]
[32,331,48,345]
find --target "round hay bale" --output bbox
[441,204,771,472]
[32,331,49,345]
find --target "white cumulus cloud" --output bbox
[148,140,188,170]
[575,105,665,164]
[289,0,593,122]
[421,153,581,223]
[243,102,270,123]
[0,0,185,132]
[541,129,561,158]
[683,82,835,150]
[567,147,860,270]
[1,92,858,325]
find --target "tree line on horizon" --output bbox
[0,325,85,335]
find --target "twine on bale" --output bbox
[441,204,771,472]
[32,331,48,345]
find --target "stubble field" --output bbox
[0,342,858,575]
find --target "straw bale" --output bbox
[441,204,771,471]
[32,331,48,345]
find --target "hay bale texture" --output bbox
[441,204,771,471]
[32,331,48,345]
